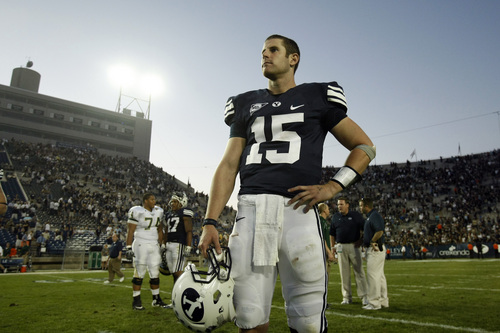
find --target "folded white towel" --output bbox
[253,194,284,266]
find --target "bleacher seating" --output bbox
[0,151,9,165]
[0,229,16,246]
[2,177,27,202]
[0,139,498,260]
[46,239,66,255]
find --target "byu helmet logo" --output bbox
[181,288,204,322]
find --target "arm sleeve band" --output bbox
[355,144,376,161]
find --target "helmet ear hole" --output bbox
[213,289,221,304]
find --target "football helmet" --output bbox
[159,262,171,276]
[159,246,171,275]
[172,247,235,332]
[169,192,188,208]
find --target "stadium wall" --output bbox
[0,83,152,161]
[386,243,499,259]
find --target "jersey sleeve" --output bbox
[127,206,141,225]
[154,206,164,220]
[224,97,246,138]
[182,208,194,218]
[322,82,348,131]
[326,81,347,112]
[224,95,247,138]
[224,96,236,126]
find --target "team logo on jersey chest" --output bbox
[272,101,281,107]
[249,103,268,115]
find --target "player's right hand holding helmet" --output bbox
[172,247,235,332]
[183,245,192,256]
[125,245,134,260]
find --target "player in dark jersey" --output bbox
[199,34,375,333]
[161,192,193,307]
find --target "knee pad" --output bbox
[149,277,160,286]
[284,225,325,284]
[234,304,268,330]
[132,277,143,286]
[288,313,326,333]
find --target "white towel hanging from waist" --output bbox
[253,194,284,266]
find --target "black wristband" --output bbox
[0,202,7,205]
[202,218,218,227]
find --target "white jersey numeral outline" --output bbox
[246,113,303,165]
[167,216,181,233]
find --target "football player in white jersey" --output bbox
[199,35,376,332]
[126,192,168,310]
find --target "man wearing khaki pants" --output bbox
[330,196,368,305]
[359,197,389,310]
[104,233,125,284]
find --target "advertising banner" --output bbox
[386,243,498,259]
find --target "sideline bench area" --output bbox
[1,258,25,272]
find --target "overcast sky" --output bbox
[2,1,499,208]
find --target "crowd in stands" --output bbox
[1,137,499,260]
[322,150,500,251]
[0,138,235,258]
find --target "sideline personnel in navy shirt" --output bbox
[330,196,368,305]
[104,233,125,284]
[359,198,389,310]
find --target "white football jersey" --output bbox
[127,205,164,243]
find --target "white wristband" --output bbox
[331,166,361,189]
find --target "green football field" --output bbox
[0,259,498,333]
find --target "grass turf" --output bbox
[0,259,498,332]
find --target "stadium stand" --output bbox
[0,138,498,268]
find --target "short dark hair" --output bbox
[143,192,155,203]
[359,197,374,208]
[266,34,300,73]
[337,196,350,205]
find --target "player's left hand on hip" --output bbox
[287,184,335,213]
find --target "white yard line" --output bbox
[7,270,498,332]
[327,311,498,333]
[271,305,497,333]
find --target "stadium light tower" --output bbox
[108,64,161,120]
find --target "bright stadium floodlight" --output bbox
[108,64,135,89]
[109,64,162,119]
[140,73,164,97]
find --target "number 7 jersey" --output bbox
[127,205,164,243]
[224,82,348,198]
